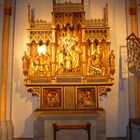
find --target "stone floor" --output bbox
[107,138,128,140]
[14,137,128,140]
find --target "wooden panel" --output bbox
[76,86,97,109]
[64,86,75,109]
[42,86,63,109]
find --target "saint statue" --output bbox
[109,50,115,75]
[65,53,72,72]
[22,51,29,77]
[72,45,81,71]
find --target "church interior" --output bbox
[0,0,140,140]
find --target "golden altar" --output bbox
[22,0,115,111]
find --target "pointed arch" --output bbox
[85,34,92,42]
[76,22,82,31]
[93,39,99,46]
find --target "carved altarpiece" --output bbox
[22,0,115,111]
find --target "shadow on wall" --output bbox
[119,46,128,95]
[117,45,129,136]
[13,58,39,138]
[20,98,38,138]
[119,46,128,91]
[14,58,39,103]
[21,113,34,138]
[14,58,31,101]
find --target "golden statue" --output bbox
[28,53,51,77]
[56,48,65,74]
[56,27,82,74]
[109,50,115,75]
[65,53,72,72]
[22,51,29,78]
[72,44,81,72]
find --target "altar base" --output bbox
[33,110,106,140]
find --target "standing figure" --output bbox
[65,53,72,72]
[56,48,65,74]
[22,51,29,78]
[109,50,115,75]
[72,45,81,72]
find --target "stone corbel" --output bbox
[27,87,40,97]
[99,87,111,98]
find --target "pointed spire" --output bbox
[31,8,35,23]
[53,0,56,6]
[81,0,84,5]
[81,0,84,10]
[104,4,108,26]
[28,5,31,24]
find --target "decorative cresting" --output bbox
[22,0,115,110]
[126,33,140,75]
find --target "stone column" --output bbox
[129,0,137,35]
[129,0,140,118]
[0,0,13,140]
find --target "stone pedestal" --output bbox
[33,110,106,140]
[0,120,13,140]
[129,118,140,140]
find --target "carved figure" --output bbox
[87,41,109,76]
[78,90,94,107]
[28,53,51,77]
[72,45,81,71]
[65,53,72,72]
[56,49,65,73]
[46,91,60,107]
[22,51,29,77]
[109,50,115,75]
[56,28,81,74]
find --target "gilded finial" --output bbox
[28,5,31,25]
[53,0,56,6]
[104,3,108,26]
[81,0,84,5]
[81,0,84,10]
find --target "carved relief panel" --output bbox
[56,25,83,75]
[42,87,63,109]
[24,40,52,80]
[54,10,84,75]
[76,86,97,109]
[86,39,111,77]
